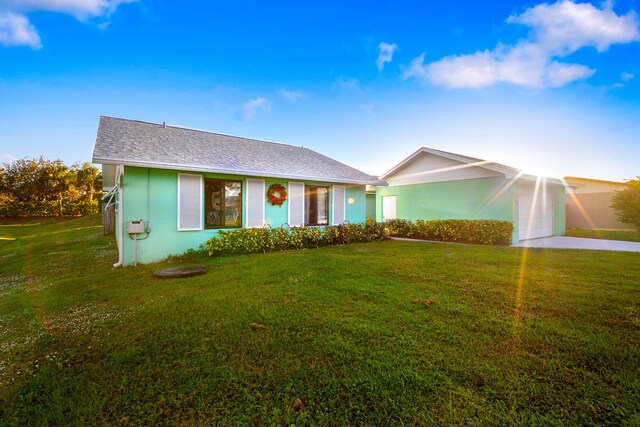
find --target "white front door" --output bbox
[519,186,554,240]
[382,196,396,221]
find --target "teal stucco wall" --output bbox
[376,177,516,223]
[366,193,376,219]
[375,177,566,244]
[345,185,367,224]
[553,189,566,237]
[118,166,367,265]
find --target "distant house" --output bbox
[564,176,633,230]
[376,147,566,244]
[93,116,380,266]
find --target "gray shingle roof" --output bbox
[92,116,380,185]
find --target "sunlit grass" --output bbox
[0,215,639,425]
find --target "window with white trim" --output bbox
[305,185,329,226]
[204,178,242,229]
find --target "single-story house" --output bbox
[564,176,634,230]
[93,116,381,266]
[375,147,567,244]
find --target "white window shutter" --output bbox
[332,185,345,225]
[288,182,304,226]
[177,174,202,231]
[246,179,265,228]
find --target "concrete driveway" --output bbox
[513,236,640,252]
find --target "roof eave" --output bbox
[92,157,379,185]
[505,171,565,186]
[564,176,627,185]
[379,147,425,180]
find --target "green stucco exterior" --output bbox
[117,166,367,265]
[376,177,516,222]
[553,190,566,237]
[366,193,376,219]
[376,177,565,244]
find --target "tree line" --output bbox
[611,177,640,229]
[0,157,103,217]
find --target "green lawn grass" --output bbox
[1,215,639,425]
[566,228,640,242]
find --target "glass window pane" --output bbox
[225,181,242,227]
[205,179,223,229]
[304,186,329,226]
[305,187,313,225]
[317,187,328,225]
[204,179,242,229]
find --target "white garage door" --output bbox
[519,186,554,240]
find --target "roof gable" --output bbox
[381,147,519,181]
[380,147,564,186]
[383,151,503,185]
[92,116,379,185]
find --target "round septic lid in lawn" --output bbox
[153,265,207,278]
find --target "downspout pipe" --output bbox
[113,165,125,268]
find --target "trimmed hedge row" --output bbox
[385,219,514,246]
[202,218,513,257]
[203,219,388,256]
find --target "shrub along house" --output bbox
[376,147,567,244]
[93,116,381,266]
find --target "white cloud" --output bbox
[1,153,16,165]
[335,77,360,91]
[403,53,430,81]
[404,1,639,89]
[545,61,596,87]
[0,0,135,19]
[611,71,635,89]
[0,12,41,48]
[376,41,398,72]
[507,0,640,54]
[0,0,135,48]
[238,97,271,121]
[621,71,634,81]
[279,89,307,103]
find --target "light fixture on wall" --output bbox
[347,197,355,204]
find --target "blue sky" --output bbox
[0,0,639,181]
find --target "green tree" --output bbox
[0,157,103,217]
[46,160,72,216]
[611,177,640,229]
[74,162,103,215]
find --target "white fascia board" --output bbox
[379,147,426,180]
[93,157,378,186]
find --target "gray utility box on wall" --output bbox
[127,219,145,234]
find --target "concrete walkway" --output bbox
[512,236,640,252]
